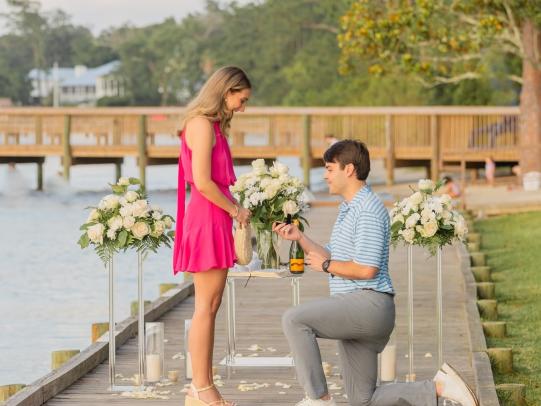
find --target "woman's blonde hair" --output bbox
[181,66,251,135]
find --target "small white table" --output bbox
[220,268,302,371]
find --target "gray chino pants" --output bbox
[282,289,437,406]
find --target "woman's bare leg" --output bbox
[188,268,228,404]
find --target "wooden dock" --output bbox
[0,106,520,189]
[4,206,496,405]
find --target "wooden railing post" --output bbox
[35,115,43,145]
[385,114,395,186]
[302,114,312,189]
[430,114,440,182]
[62,115,72,181]
[137,115,147,186]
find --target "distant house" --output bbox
[28,61,124,106]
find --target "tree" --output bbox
[338,0,541,173]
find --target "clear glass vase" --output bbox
[255,229,279,269]
[145,322,164,383]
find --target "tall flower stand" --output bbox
[106,252,146,392]
[406,245,444,382]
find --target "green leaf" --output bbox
[118,230,128,247]
[80,222,94,230]
[111,185,125,194]
[167,230,175,238]
[391,221,404,233]
[129,177,141,185]
[78,233,90,249]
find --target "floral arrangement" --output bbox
[78,177,175,264]
[390,179,467,255]
[230,159,308,268]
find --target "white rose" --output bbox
[106,228,117,240]
[87,209,99,223]
[454,219,467,239]
[152,211,163,220]
[283,200,299,216]
[421,220,439,238]
[418,179,435,193]
[99,194,120,211]
[132,222,150,239]
[123,216,135,230]
[119,197,127,206]
[117,177,130,186]
[132,199,148,217]
[125,191,139,203]
[405,213,420,229]
[400,228,415,244]
[260,177,272,188]
[107,216,123,231]
[392,213,405,225]
[265,184,280,199]
[441,210,452,221]
[151,220,165,237]
[252,159,266,169]
[150,204,162,213]
[87,223,105,244]
[409,192,423,206]
[163,217,173,229]
[440,194,452,206]
[120,204,133,218]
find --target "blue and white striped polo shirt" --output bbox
[326,185,394,295]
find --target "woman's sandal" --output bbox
[184,383,236,406]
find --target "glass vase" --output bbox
[255,229,279,269]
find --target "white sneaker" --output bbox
[295,396,337,406]
[433,362,479,406]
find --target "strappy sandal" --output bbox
[184,383,237,406]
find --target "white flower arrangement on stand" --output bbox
[77,177,174,391]
[230,159,308,269]
[389,179,468,381]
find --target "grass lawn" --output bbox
[476,211,541,405]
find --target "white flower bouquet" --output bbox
[390,179,467,255]
[78,177,175,264]
[230,159,308,268]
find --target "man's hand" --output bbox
[272,221,302,241]
[306,251,327,272]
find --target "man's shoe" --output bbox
[433,362,479,406]
[295,396,336,406]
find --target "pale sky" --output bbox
[0,0,253,34]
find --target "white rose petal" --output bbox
[283,200,299,216]
[87,223,105,244]
[132,222,150,239]
[418,179,435,193]
[163,217,173,229]
[118,177,130,186]
[125,191,139,203]
[107,216,123,231]
[123,216,135,230]
[409,192,423,206]
[87,208,100,223]
[120,204,133,218]
[107,228,117,240]
[401,228,415,243]
[405,213,420,229]
[422,220,438,238]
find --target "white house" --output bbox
[28,61,124,106]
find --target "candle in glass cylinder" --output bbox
[380,344,396,382]
[146,353,162,382]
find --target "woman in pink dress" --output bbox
[173,66,251,406]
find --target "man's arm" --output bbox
[298,232,330,259]
[305,253,378,280]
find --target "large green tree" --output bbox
[338,0,541,172]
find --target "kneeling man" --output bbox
[273,140,478,406]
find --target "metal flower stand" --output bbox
[406,245,444,382]
[106,252,146,391]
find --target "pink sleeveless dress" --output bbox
[172,121,237,274]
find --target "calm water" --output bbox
[0,153,416,385]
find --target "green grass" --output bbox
[476,212,541,405]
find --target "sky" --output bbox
[0,0,253,34]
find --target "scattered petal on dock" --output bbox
[237,382,270,392]
[247,344,264,352]
[424,352,433,358]
[279,391,286,395]
[172,352,185,360]
[248,353,259,357]
[266,347,277,352]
